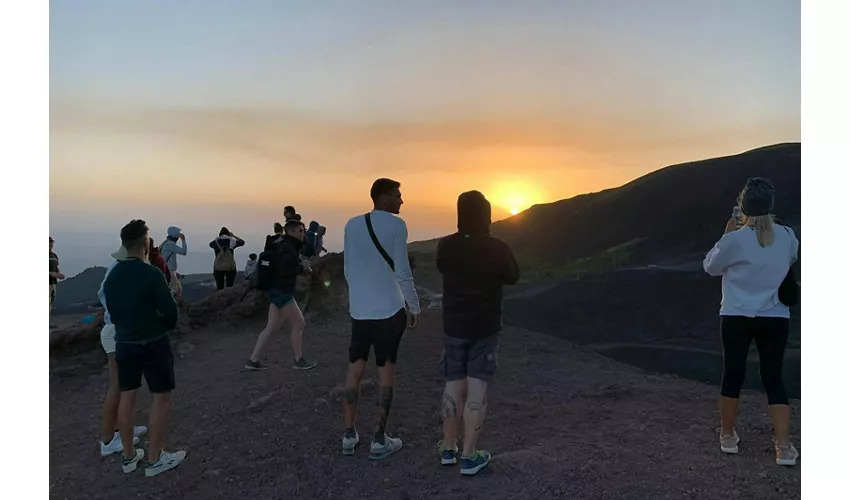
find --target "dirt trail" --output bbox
[50,311,800,500]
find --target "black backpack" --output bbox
[252,249,279,291]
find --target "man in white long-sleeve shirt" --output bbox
[340,178,420,460]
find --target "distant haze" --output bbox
[50,0,800,276]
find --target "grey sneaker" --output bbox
[342,429,360,456]
[369,434,403,460]
[293,357,316,370]
[245,360,270,371]
[775,442,798,466]
[720,431,740,454]
[122,448,144,474]
[145,450,187,477]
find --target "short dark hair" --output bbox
[120,219,149,251]
[219,226,230,236]
[249,253,257,260]
[370,178,401,202]
[284,219,305,234]
[284,205,296,214]
[273,222,283,233]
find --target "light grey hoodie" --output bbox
[160,226,187,272]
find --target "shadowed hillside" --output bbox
[410,143,801,277]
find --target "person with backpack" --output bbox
[703,177,799,467]
[209,227,244,290]
[160,226,187,298]
[148,237,170,283]
[436,190,520,476]
[303,221,321,259]
[317,225,328,255]
[245,219,316,371]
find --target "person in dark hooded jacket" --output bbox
[435,190,519,476]
[245,219,316,372]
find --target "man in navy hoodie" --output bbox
[436,191,519,476]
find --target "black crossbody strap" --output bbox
[365,213,395,272]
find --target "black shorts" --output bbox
[115,335,175,393]
[440,334,499,382]
[349,308,407,366]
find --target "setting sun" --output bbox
[489,180,546,217]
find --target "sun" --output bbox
[489,181,544,217]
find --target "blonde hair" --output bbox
[745,214,775,247]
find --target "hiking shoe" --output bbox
[245,360,270,371]
[100,428,145,456]
[775,442,799,466]
[460,450,491,476]
[122,448,144,474]
[369,434,403,460]
[438,440,458,465]
[720,431,740,454]
[145,450,187,477]
[293,357,316,370]
[342,429,360,456]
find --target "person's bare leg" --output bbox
[769,404,791,446]
[100,355,120,443]
[442,379,467,450]
[118,389,138,458]
[719,396,740,436]
[282,301,305,360]
[373,362,396,443]
[343,360,367,429]
[147,392,172,463]
[462,377,489,457]
[249,305,282,362]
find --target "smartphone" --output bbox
[732,206,744,228]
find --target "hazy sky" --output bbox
[50,0,800,275]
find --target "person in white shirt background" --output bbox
[96,246,149,457]
[703,177,799,467]
[339,178,420,460]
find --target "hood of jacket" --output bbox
[457,190,491,236]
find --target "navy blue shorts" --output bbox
[115,335,175,393]
[268,289,295,309]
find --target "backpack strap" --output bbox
[365,213,395,272]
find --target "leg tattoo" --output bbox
[475,395,488,431]
[344,387,359,406]
[442,393,458,419]
[373,386,394,444]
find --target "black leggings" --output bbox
[720,315,790,405]
[213,270,237,290]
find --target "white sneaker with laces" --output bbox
[100,430,144,457]
[145,450,187,477]
[342,430,360,456]
[369,434,403,460]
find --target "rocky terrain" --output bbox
[50,254,801,500]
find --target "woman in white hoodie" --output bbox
[703,177,799,467]
[160,226,187,298]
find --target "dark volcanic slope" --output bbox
[50,311,800,500]
[473,143,799,265]
[503,269,801,399]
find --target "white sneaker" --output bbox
[342,430,360,456]
[122,448,144,473]
[100,431,142,457]
[145,450,187,477]
[719,431,740,454]
[369,434,403,460]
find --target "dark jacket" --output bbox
[103,257,179,343]
[437,191,520,340]
[267,234,304,293]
